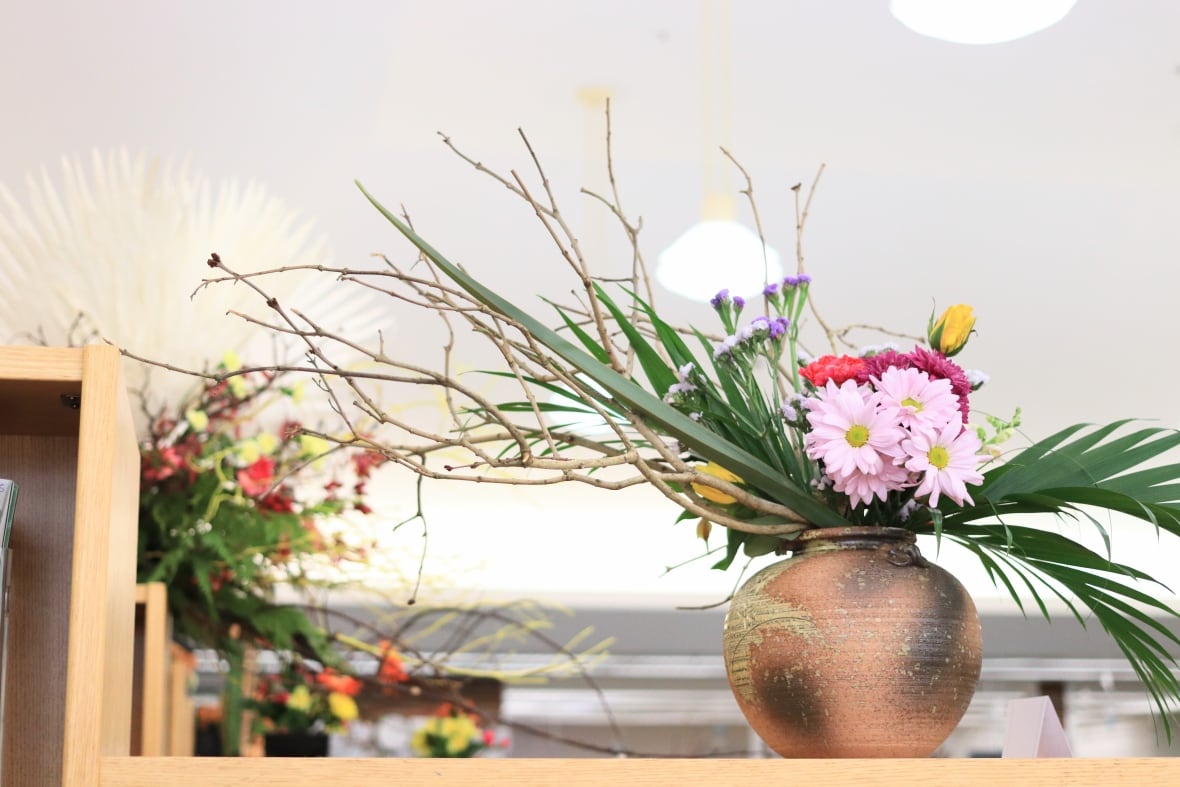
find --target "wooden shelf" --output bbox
[6,346,1178,784]
[99,756,1180,785]
[0,346,138,785]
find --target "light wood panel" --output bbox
[0,345,138,785]
[132,583,170,756]
[99,756,1180,786]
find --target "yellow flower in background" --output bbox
[327,691,358,722]
[692,462,743,505]
[444,714,478,755]
[256,433,278,455]
[222,350,243,372]
[184,408,209,432]
[286,685,311,712]
[228,375,248,398]
[928,304,975,357]
[288,380,306,404]
[299,434,330,460]
[238,438,261,464]
[410,726,431,757]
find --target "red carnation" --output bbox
[800,355,867,387]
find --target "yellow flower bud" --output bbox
[228,375,248,398]
[328,692,358,722]
[238,439,260,465]
[299,434,330,459]
[696,517,712,541]
[222,350,243,372]
[184,408,209,432]
[691,462,742,505]
[286,685,311,712]
[256,433,278,455]
[928,304,975,357]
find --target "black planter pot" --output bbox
[263,732,330,757]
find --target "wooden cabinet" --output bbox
[0,345,138,786]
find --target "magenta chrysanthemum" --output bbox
[804,380,908,503]
[901,420,984,507]
[873,366,959,435]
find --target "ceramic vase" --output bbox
[722,526,982,757]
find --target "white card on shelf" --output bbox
[1001,695,1073,757]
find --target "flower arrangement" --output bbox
[137,350,385,654]
[246,659,363,736]
[410,703,508,758]
[132,124,1180,735]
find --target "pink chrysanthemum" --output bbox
[831,459,912,509]
[859,346,972,423]
[901,420,985,507]
[805,380,907,491]
[873,366,959,435]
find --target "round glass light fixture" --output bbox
[890,0,1078,45]
[656,195,782,302]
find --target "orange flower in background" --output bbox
[315,667,363,696]
[377,641,409,684]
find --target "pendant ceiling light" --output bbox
[655,0,781,302]
[890,0,1078,45]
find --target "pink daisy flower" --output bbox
[831,459,912,509]
[901,421,985,507]
[805,379,907,483]
[873,367,959,436]
[859,346,972,423]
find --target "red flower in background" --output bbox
[237,456,276,496]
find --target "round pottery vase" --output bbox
[722,526,982,758]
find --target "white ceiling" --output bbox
[2,0,1179,604]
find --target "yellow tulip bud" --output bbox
[928,304,975,357]
[691,462,742,505]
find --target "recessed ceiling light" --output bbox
[890,0,1078,45]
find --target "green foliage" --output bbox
[137,356,385,659]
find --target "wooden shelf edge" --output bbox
[101,756,1180,786]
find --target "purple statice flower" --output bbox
[768,317,790,340]
[783,276,799,288]
[763,282,780,297]
[733,295,746,311]
[710,289,730,309]
[712,334,740,361]
[738,315,771,343]
[796,274,812,285]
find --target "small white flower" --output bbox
[965,369,990,390]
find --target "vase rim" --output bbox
[797,525,914,543]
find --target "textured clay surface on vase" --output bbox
[723,526,982,758]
